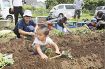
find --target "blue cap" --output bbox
[91,18,97,23]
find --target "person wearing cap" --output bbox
[95,11,105,30]
[87,18,97,30]
[13,10,36,39]
[12,0,25,25]
[95,11,105,22]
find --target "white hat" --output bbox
[23,10,32,17]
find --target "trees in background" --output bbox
[45,0,105,10]
[84,0,105,10]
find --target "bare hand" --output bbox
[46,21,51,24]
[41,54,48,59]
[55,50,61,55]
[29,32,35,36]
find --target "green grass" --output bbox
[32,13,48,17]
[32,13,93,21]
[69,13,94,22]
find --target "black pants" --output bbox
[14,6,23,25]
[74,9,81,19]
[97,24,105,30]
[13,27,21,38]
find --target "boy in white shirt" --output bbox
[32,25,60,59]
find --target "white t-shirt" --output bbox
[13,0,23,7]
[74,0,84,10]
[33,37,54,46]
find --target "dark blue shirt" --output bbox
[57,17,67,28]
[15,19,36,32]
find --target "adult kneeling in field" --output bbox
[95,11,105,30]
[13,10,36,39]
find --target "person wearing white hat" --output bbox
[13,10,36,39]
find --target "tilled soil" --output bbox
[0,31,105,69]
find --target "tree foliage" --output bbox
[45,0,105,10]
[84,0,105,10]
[45,0,74,9]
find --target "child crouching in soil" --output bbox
[32,25,60,59]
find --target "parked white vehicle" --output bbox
[0,0,13,21]
[95,6,105,15]
[50,4,76,18]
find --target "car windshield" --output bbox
[2,0,10,8]
[65,5,75,9]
